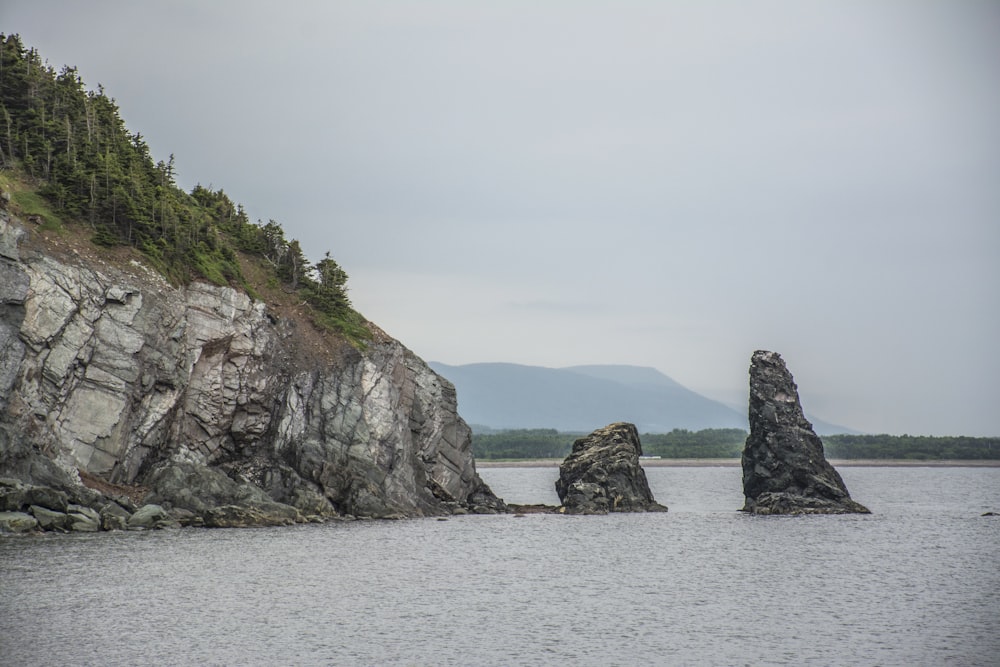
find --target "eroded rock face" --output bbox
[555,422,667,514]
[0,211,503,528]
[742,350,869,515]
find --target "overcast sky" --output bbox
[4,1,999,435]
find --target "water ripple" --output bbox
[1,468,998,666]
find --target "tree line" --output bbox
[0,34,367,342]
[823,434,998,460]
[471,428,1000,460]
[470,428,749,460]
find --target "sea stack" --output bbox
[742,350,869,515]
[555,422,667,514]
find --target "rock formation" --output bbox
[0,207,505,531]
[555,422,667,514]
[741,350,869,515]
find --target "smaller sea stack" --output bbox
[742,350,869,515]
[555,422,667,514]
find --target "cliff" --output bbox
[0,207,504,530]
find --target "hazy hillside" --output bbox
[431,362,857,435]
[564,365,692,390]
[429,362,747,433]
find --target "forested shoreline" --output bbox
[0,34,367,342]
[472,428,1000,461]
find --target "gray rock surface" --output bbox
[66,504,101,532]
[30,505,70,531]
[741,350,869,515]
[127,504,178,530]
[201,504,297,529]
[0,510,38,533]
[0,209,503,527]
[99,502,131,531]
[555,422,667,514]
[0,478,70,513]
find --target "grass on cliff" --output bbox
[2,167,372,352]
[0,33,371,349]
[0,172,64,232]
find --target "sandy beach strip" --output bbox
[476,458,1000,468]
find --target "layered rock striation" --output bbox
[741,350,869,515]
[0,208,504,531]
[555,422,667,514]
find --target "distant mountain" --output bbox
[705,395,859,436]
[429,362,857,435]
[428,362,744,434]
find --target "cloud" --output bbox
[5,0,999,434]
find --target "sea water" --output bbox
[2,466,998,666]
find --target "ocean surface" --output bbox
[2,466,999,666]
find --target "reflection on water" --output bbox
[2,467,998,666]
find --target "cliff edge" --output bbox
[0,208,504,530]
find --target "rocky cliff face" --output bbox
[0,208,504,530]
[741,350,869,515]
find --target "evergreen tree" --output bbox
[0,33,366,343]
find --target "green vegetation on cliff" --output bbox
[0,34,367,343]
[472,428,1000,460]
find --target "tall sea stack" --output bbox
[742,350,869,515]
